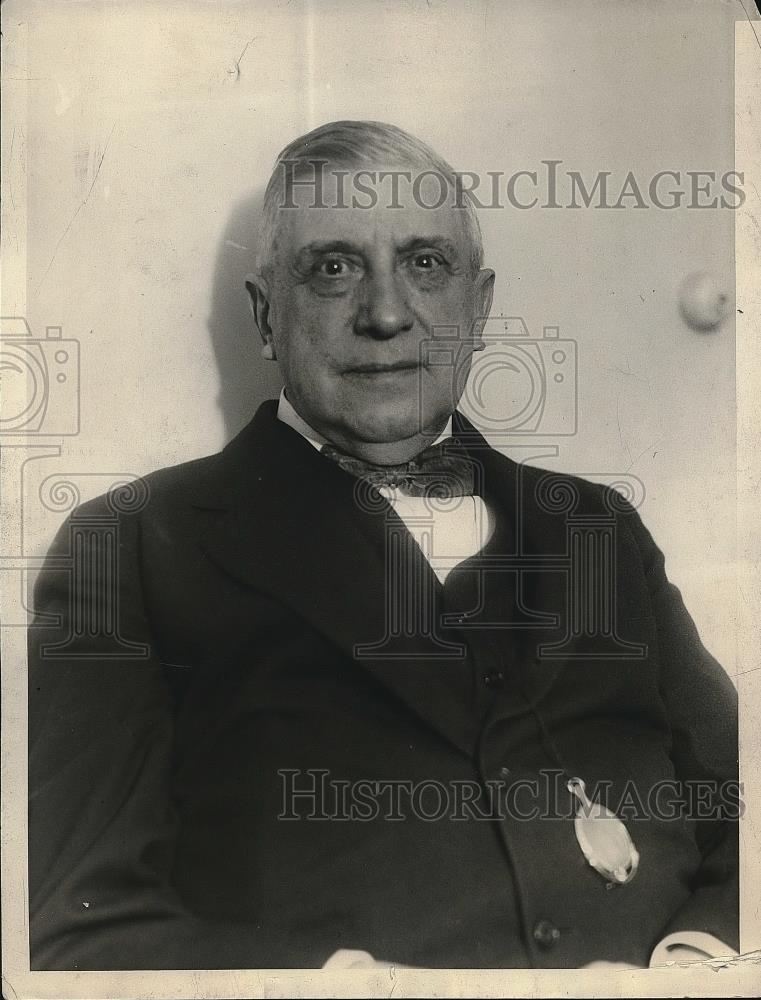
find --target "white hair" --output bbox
[255,120,484,278]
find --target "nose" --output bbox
[354,270,414,340]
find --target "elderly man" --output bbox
[28,121,738,971]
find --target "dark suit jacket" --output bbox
[28,401,738,969]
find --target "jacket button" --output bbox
[488,764,511,783]
[532,919,561,949]
[483,668,505,688]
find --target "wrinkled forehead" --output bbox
[274,160,473,257]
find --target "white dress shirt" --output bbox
[277,390,495,584]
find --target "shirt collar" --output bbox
[276,389,453,453]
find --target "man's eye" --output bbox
[315,258,352,277]
[411,253,444,271]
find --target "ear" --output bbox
[472,268,495,350]
[244,275,277,360]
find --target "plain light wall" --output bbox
[18,0,738,668]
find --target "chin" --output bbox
[345,398,450,444]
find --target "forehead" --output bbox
[276,161,471,254]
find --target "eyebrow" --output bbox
[296,240,362,258]
[396,236,460,258]
[294,235,461,263]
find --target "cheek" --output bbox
[277,291,356,355]
[410,279,477,330]
[425,350,473,403]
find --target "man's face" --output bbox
[250,162,494,459]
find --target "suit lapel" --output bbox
[193,402,479,756]
[450,412,568,714]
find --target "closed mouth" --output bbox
[345,361,419,374]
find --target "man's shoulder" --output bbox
[484,444,639,522]
[70,451,225,526]
[455,411,637,520]
[72,403,279,525]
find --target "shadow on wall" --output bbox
[208,184,283,442]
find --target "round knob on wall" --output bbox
[678,271,732,331]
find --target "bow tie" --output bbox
[321,438,474,497]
